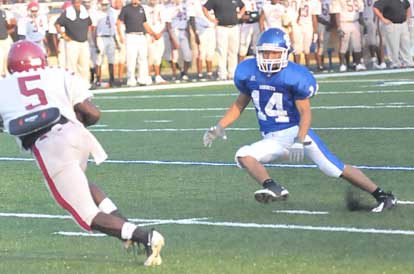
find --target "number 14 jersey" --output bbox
[234,58,318,133]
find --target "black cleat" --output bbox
[254,182,289,203]
[372,192,397,212]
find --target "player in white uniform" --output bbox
[239,0,261,61]
[110,0,126,86]
[94,0,117,87]
[0,40,165,265]
[284,0,302,63]
[330,0,366,71]
[144,0,168,84]
[187,0,216,80]
[315,0,332,71]
[295,0,321,67]
[363,0,386,69]
[165,0,192,81]
[259,0,288,32]
[21,2,49,53]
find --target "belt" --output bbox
[178,28,187,31]
[21,116,69,150]
[98,35,112,37]
[219,24,236,28]
[127,32,144,35]
[340,20,358,23]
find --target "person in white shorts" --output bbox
[165,0,193,81]
[203,28,397,213]
[330,0,366,71]
[239,0,261,62]
[21,2,49,53]
[0,40,165,266]
[295,0,321,68]
[94,0,117,87]
[315,0,333,71]
[0,4,15,77]
[143,0,168,84]
[363,0,386,69]
[111,0,126,86]
[188,0,216,81]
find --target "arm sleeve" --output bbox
[204,0,215,11]
[64,72,93,106]
[292,68,318,100]
[118,7,125,22]
[233,64,251,95]
[373,0,384,11]
[56,12,66,26]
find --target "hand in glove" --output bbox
[203,124,227,147]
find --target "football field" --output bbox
[1,70,414,274]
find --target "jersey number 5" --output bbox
[18,75,48,110]
[251,90,289,123]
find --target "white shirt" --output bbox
[22,15,48,42]
[143,4,168,33]
[166,2,189,30]
[262,2,286,30]
[0,67,91,135]
[95,8,116,36]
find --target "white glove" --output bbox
[288,137,311,163]
[203,124,227,147]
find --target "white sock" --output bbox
[121,222,137,240]
[98,198,117,214]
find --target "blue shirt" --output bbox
[234,58,318,133]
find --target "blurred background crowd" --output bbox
[0,0,413,89]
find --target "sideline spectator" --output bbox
[203,0,245,80]
[94,0,117,87]
[111,0,126,86]
[117,0,160,86]
[143,0,168,84]
[165,0,192,82]
[188,0,216,81]
[21,1,49,53]
[374,0,413,68]
[55,0,93,86]
[0,2,15,77]
[330,0,366,72]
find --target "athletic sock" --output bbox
[371,187,386,201]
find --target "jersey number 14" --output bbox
[251,90,289,123]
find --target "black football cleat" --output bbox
[372,192,397,212]
[254,182,289,203]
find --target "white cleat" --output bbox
[339,64,347,72]
[355,63,367,71]
[144,230,165,266]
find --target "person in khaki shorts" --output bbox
[0,40,165,267]
[0,5,15,77]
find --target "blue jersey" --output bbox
[234,58,318,133]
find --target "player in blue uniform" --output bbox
[203,28,396,212]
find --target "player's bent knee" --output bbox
[234,145,254,168]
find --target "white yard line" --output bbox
[273,210,329,215]
[93,89,414,100]
[99,105,414,113]
[1,211,412,236]
[92,68,414,94]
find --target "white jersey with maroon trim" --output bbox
[285,0,302,26]
[330,0,363,22]
[298,0,321,26]
[143,4,168,33]
[0,67,91,136]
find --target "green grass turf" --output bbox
[0,71,413,274]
